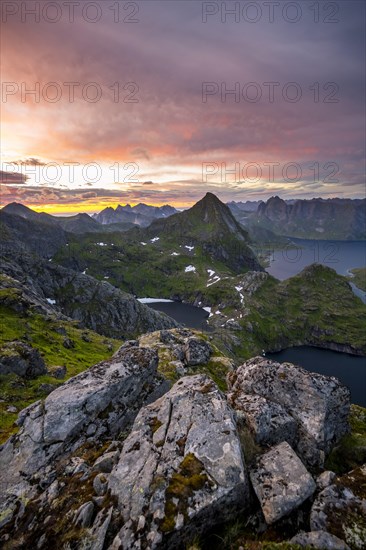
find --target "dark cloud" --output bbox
[0,171,29,184]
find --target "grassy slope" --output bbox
[0,299,121,443]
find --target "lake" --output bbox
[267,346,366,407]
[146,301,209,330]
[147,300,365,406]
[265,239,366,303]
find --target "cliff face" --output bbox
[0,212,178,339]
[254,197,366,240]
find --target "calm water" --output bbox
[265,239,366,303]
[267,346,366,407]
[148,301,209,329]
[266,239,365,277]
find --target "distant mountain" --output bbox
[136,192,262,273]
[93,203,178,227]
[227,200,264,212]
[254,197,366,240]
[1,203,134,234]
[228,197,366,240]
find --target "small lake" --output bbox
[146,301,209,330]
[267,346,366,407]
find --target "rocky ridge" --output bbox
[0,333,364,550]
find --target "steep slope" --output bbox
[0,212,178,338]
[253,196,366,240]
[141,192,262,272]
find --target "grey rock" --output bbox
[93,451,119,473]
[228,357,350,468]
[310,465,366,550]
[49,365,66,379]
[290,530,350,549]
[6,406,18,414]
[74,501,95,528]
[316,470,336,491]
[93,473,108,496]
[228,393,297,447]
[249,441,316,525]
[0,347,162,505]
[63,337,75,349]
[0,341,47,379]
[170,360,186,376]
[183,337,212,366]
[89,506,113,550]
[108,375,249,549]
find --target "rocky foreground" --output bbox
[0,333,365,550]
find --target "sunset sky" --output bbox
[1,0,365,214]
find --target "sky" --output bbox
[1,0,365,214]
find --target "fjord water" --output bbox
[267,347,366,407]
[266,239,366,278]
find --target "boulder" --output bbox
[310,464,366,550]
[316,470,336,491]
[228,393,297,447]
[93,451,119,473]
[49,365,66,379]
[228,357,350,468]
[0,347,164,505]
[108,375,249,549]
[0,341,47,378]
[249,441,316,525]
[183,337,212,366]
[290,530,351,549]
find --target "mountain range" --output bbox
[92,203,178,227]
[228,196,366,240]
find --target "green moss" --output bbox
[0,303,121,443]
[149,416,163,434]
[161,453,208,533]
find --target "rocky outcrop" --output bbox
[310,464,366,550]
[0,341,47,378]
[228,356,350,468]
[290,530,351,549]
[108,375,249,549]
[183,337,212,366]
[0,347,164,506]
[249,442,316,524]
[0,247,178,339]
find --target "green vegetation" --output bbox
[326,404,366,474]
[0,298,121,443]
[348,267,366,292]
[161,453,209,533]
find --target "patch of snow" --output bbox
[96,242,107,247]
[207,269,215,277]
[171,252,179,256]
[235,285,243,292]
[104,276,109,279]
[150,237,160,243]
[140,242,147,246]
[185,265,196,273]
[203,306,211,313]
[46,298,56,305]
[207,276,221,287]
[215,310,222,315]
[48,259,52,262]
[138,298,174,304]
[82,269,88,275]
[185,245,195,251]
